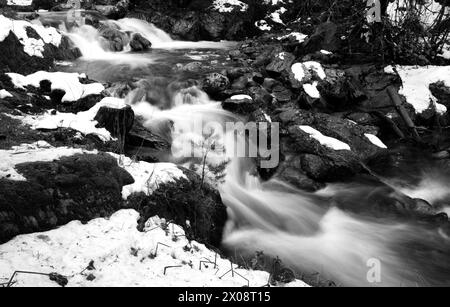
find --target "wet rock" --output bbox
[272,85,293,103]
[129,33,152,52]
[266,52,296,76]
[99,25,130,52]
[202,73,230,97]
[222,95,256,114]
[248,86,273,108]
[94,105,135,139]
[0,153,134,244]
[274,156,325,192]
[125,119,172,162]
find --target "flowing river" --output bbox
[37,14,450,286]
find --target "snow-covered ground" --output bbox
[298,126,352,151]
[385,65,450,115]
[0,209,309,287]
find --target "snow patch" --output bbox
[385,65,450,115]
[0,89,13,99]
[0,209,309,287]
[10,97,126,142]
[6,71,105,102]
[365,134,387,149]
[109,153,186,200]
[303,82,321,99]
[7,0,33,5]
[299,126,351,151]
[230,95,252,101]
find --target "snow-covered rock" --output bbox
[8,97,128,142]
[0,209,310,287]
[0,15,62,58]
[365,133,387,149]
[298,126,351,151]
[6,71,104,102]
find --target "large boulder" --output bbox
[271,108,387,186]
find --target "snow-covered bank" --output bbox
[9,97,124,142]
[0,141,97,181]
[385,65,450,115]
[0,210,309,287]
[6,71,105,102]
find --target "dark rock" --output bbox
[99,25,130,52]
[127,169,227,248]
[222,96,256,114]
[274,108,387,183]
[302,22,340,54]
[430,81,450,108]
[94,105,135,138]
[0,153,134,244]
[201,11,225,40]
[202,73,230,97]
[125,119,172,162]
[129,33,152,51]
[266,52,296,76]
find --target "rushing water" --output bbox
[45,15,450,286]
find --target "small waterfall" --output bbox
[111,18,174,46]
